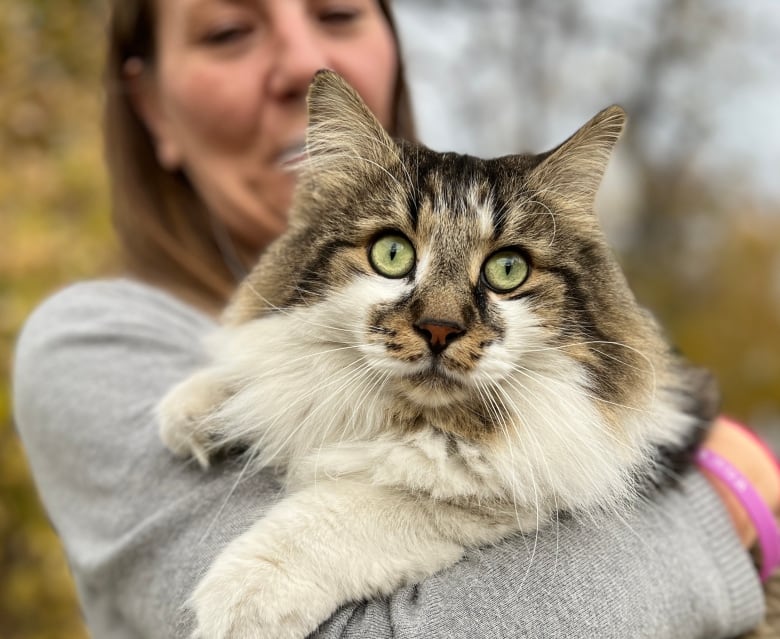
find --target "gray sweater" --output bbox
[12,278,764,638]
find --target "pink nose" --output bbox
[414,320,465,354]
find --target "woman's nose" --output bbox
[267,17,330,103]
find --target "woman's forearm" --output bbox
[701,418,780,548]
[13,280,766,638]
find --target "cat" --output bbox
[158,69,717,639]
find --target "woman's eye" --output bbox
[369,234,415,279]
[321,10,357,23]
[317,5,362,27]
[202,24,252,46]
[482,250,529,292]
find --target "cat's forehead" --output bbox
[403,146,556,245]
[411,147,515,206]
[416,173,497,243]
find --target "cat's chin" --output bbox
[396,371,470,408]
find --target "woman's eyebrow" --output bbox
[190,0,259,10]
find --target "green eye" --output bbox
[369,234,415,278]
[483,250,529,292]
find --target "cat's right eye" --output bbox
[482,249,529,292]
[369,234,415,278]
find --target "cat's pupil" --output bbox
[389,244,398,261]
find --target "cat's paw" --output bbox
[190,553,328,639]
[157,371,225,468]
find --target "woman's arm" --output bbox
[701,418,780,548]
[12,279,765,639]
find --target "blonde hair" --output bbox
[104,0,416,311]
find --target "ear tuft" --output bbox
[303,70,396,175]
[527,105,627,211]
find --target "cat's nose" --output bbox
[413,319,465,355]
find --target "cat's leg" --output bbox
[157,368,231,467]
[189,479,503,639]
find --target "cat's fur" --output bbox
[158,70,718,639]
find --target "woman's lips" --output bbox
[276,140,306,167]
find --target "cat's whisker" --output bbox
[508,366,642,465]
[506,361,653,418]
[343,368,390,445]
[270,343,367,371]
[519,338,646,359]
[488,380,556,509]
[514,194,558,248]
[361,134,415,194]
[158,79,716,636]
[498,374,646,532]
[474,381,525,529]
[489,379,563,579]
[274,284,406,343]
[497,371,619,499]
[309,127,416,192]
[514,418,554,587]
[525,338,658,398]
[588,348,658,401]
[241,282,364,337]
[222,357,375,468]
[304,149,406,193]
[199,345,369,406]
[309,361,383,486]
[231,277,376,341]
[314,368,392,488]
[498,395,542,592]
[479,384,558,576]
[196,447,265,545]
[260,361,375,462]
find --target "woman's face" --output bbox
[135,0,398,250]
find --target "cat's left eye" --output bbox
[482,250,529,292]
[369,234,415,278]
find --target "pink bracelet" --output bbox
[696,446,780,582]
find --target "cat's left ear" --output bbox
[302,69,397,178]
[526,105,626,212]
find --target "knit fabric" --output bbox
[12,279,764,638]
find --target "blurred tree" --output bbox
[2,2,112,638]
[2,0,780,636]
[397,0,780,435]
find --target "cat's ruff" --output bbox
[158,70,715,639]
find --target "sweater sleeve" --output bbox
[12,279,764,639]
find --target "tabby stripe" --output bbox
[544,264,624,403]
[490,191,508,240]
[407,190,421,231]
[472,285,490,321]
[283,238,358,307]
[545,265,609,344]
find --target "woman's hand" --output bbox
[701,417,780,547]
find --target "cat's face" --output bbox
[229,71,665,437]
[354,154,599,412]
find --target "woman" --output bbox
[12,0,777,636]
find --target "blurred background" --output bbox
[1,0,778,636]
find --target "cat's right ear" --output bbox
[302,70,397,179]
[526,106,626,214]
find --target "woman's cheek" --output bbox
[333,39,397,129]
[167,62,262,152]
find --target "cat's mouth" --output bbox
[398,365,470,407]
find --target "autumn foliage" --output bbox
[1,2,778,638]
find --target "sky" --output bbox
[393,0,780,207]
